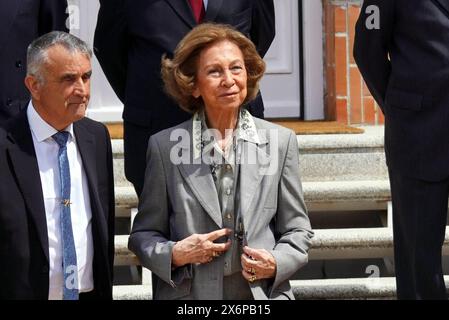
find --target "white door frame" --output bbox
[302,0,325,120]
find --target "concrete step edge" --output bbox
[111,126,385,156]
[114,180,391,209]
[112,275,449,300]
[113,227,394,266]
[112,227,393,266]
[114,226,449,265]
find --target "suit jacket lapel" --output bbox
[431,0,449,19]
[175,118,222,227]
[0,0,22,52]
[7,111,49,262]
[74,121,109,258]
[165,0,197,28]
[178,160,223,228]
[204,0,223,22]
[239,137,271,228]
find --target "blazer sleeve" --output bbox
[39,0,69,35]
[250,0,275,57]
[94,0,128,103]
[353,0,395,112]
[128,136,192,288]
[269,131,314,297]
[104,125,115,273]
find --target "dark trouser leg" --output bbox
[389,170,448,300]
[123,121,152,198]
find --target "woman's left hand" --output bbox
[241,246,276,282]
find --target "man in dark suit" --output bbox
[0,31,114,300]
[0,0,69,125]
[354,0,449,299]
[94,0,275,196]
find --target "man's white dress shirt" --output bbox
[27,102,94,300]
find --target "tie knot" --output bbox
[52,131,70,148]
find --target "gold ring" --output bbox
[249,275,257,282]
[247,267,256,275]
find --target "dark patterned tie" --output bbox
[53,131,79,300]
[189,0,205,23]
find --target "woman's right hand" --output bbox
[171,228,232,267]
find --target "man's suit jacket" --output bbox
[94,0,275,132]
[354,0,449,181]
[0,108,115,300]
[128,116,313,300]
[0,0,68,124]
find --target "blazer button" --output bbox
[15,60,22,68]
[6,98,12,106]
[41,266,49,273]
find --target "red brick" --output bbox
[325,31,335,67]
[336,98,348,123]
[335,36,347,97]
[334,6,346,33]
[326,63,336,120]
[348,6,361,64]
[363,97,375,125]
[324,3,335,35]
[349,67,362,124]
[323,2,384,127]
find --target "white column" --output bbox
[302,0,325,120]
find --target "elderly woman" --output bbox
[128,23,313,300]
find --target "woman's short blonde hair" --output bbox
[161,23,266,113]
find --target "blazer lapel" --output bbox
[176,118,222,227]
[239,137,271,228]
[203,0,223,22]
[0,0,22,52]
[431,0,449,19]
[165,0,197,28]
[74,121,109,258]
[7,112,49,262]
[178,160,223,228]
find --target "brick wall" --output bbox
[324,0,384,125]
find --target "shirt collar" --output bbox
[27,100,74,143]
[192,108,260,159]
[236,108,260,145]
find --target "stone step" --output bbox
[112,126,388,187]
[112,276,449,300]
[114,227,392,266]
[297,126,387,182]
[290,277,397,300]
[114,179,391,217]
[302,180,390,211]
[114,226,449,266]
[113,284,152,300]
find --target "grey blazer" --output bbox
[128,116,314,300]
